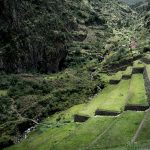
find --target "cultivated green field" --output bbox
[127,74,148,105]
[77,84,117,116]
[87,111,144,150]
[96,79,130,112]
[136,109,150,143]
[77,79,130,117]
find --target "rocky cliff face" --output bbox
[0,0,134,73]
[0,0,71,73]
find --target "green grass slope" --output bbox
[136,109,150,144]
[96,79,130,112]
[5,117,114,150]
[5,111,144,150]
[87,111,144,150]
[76,79,130,117]
[127,74,148,105]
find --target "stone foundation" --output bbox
[95,109,120,116]
[122,74,132,80]
[109,80,120,84]
[132,67,144,74]
[74,114,90,122]
[124,104,149,111]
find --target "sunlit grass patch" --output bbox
[87,111,144,149]
[0,90,8,96]
[127,74,148,105]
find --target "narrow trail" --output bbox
[131,109,150,143]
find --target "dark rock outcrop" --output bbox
[95,109,120,116]
[124,104,149,111]
[74,114,90,122]
[122,74,132,79]
[132,67,144,74]
[16,120,35,134]
[0,0,71,73]
[109,79,121,84]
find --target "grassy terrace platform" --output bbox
[77,84,117,117]
[110,66,132,82]
[123,66,132,76]
[96,79,130,112]
[136,109,150,144]
[44,104,86,123]
[126,74,148,106]
[76,79,130,117]
[87,111,144,150]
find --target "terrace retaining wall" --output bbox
[132,67,144,74]
[74,114,90,122]
[143,67,150,105]
[109,80,120,84]
[104,55,142,73]
[95,109,120,116]
[125,104,149,111]
[141,57,150,64]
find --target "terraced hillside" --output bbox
[4,57,150,150]
[1,0,150,150]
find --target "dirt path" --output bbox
[131,109,150,143]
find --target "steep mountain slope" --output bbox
[0,0,150,149]
[0,0,134,73]
[0,0,137,149]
